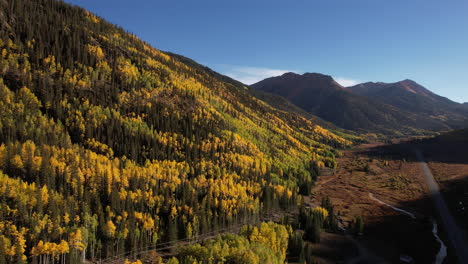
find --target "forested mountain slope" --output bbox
[0,0,351,262]
[249,88,364,143]
[459,102,468,111]
[252,72,459,134]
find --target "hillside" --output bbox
[251,72,451,135]
[410,128,468,163]
[0,0,352,262]
[249,88,365,143]
[348,80,468,128]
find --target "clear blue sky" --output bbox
[66,0,468,103]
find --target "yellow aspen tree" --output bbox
[13,228,27,264]
[103,220,116,238]
[69,229,85,251]
[57,240,69,264]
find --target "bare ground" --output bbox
[308,143,442,263]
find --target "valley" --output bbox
[0,0,467,263]
[308,139,467,263]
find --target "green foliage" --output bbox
[299,206,328,243]
[320,197,339,232]
[288,231,305,262]
[176,222,288,264]
[0,0,353,262]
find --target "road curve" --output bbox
[415,150,468,264]
[368,193,416,219]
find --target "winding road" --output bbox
[415,150,468,264]
[368,193,416,219]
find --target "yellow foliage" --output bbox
[63,213,70,224]
[31,240,69,256]
[69,229,85,251]
[10,155,24,169]
[0,144,5,167]
[117,57,139,84]
[86,44,105,60]
[312,207,329,219]
[103,220,116,238]
[0,5,353,261]
[170,206,178,219]
[40,186,49,205]
[30,240,44,256]
[85,10,100,23]
[58,240,70,254]
[124,259,143,264]
[142,215,154,231]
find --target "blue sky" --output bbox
[66,0,468,102]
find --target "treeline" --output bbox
[0,0,352,262]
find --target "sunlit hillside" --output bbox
[0,0,353,262]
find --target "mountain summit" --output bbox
[254,72,344,101]
[251,73,465,134]
[347,80,465,117]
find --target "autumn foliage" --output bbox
[0,0,351,262]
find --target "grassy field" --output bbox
[309,142,449,263]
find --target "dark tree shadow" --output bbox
[355,130,468,164]
[349,155,468,263]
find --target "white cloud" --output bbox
[334,77,360,87]
[211,64,362,87]
[218,65,294,85]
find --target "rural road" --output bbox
[415,150,468,264]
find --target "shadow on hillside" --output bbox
[354,137,468,164]
[327,134,468,263]
[356,175,468,264]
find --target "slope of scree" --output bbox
[0,0,351,262]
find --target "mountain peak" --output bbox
[349,79,433,96]
[281,72,300,77]
[395,79,422,87]
[347,79,464,117]
[302,72,332,78]
[393,79,436,96]
[279,72,333,80]
[265,72,341,89]
[399,79,416,83]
